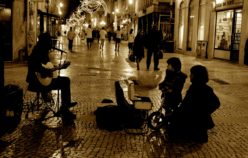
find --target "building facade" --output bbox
[3,0,248,66]
[174,0,248,65]
[135,0,175,52]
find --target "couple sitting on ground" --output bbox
[158,57,220,143]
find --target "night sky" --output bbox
[65,0,81,18]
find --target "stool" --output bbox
[24,84,57,121]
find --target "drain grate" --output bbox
[211,78,229,85]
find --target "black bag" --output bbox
[158,50,163,59]
[0,84,23,136]
[128,54,135,62]
[95,105,126,131]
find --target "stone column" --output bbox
[12,0,26,61]
[239,0,248,65]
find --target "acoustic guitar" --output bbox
[35,61,70,86]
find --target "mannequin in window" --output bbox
[219,32,228,50]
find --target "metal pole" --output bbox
[46,0,49,32]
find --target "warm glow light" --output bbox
[128,0,133,5]
[83,23,89,28]
[115,8,119,13]
[198,25,204,40]
[179,25,184,49]
[59,2,63,7]
[100,20,106,26]
[215,0,224,4]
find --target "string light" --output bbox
[79,0,107,15]
[66,0,107,27]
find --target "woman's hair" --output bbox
[167,57,181,72]
[38,32,52,49]
[190,65,209,84]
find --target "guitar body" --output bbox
[35,61,70,86]
[36,62,54,86]
[36,72,53,86]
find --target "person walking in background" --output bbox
[146,24,163,71]
[158,57,187,113]
[67,27,76,52]
[133,30,145,70]
[99,27,107,50]
[128,29,135,56]
[86,25,93,49]
[96,29,100,43]
[167,65,220,143]
[107,29,112,42]
[115,26,122,51]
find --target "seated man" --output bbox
[159,57,187,113]
[26,32,77,120]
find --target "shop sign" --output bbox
[215,0,242,8]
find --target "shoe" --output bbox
[68,102,77,108]
[61,109,76,120]
[154,68,160,71]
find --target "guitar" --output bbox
[36,61,70,86]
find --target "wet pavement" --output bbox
[1,36,248,157]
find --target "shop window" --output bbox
[215,10,233,50]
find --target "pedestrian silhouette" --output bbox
[146,24,163,71]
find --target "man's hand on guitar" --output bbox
[60,61,71,69]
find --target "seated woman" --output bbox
[167,65,220,143]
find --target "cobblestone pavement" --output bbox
[1,36,248,158]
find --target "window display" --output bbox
[215,10,233,50]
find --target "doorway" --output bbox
[230,9,242,62]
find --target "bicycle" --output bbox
[147,95,181,131]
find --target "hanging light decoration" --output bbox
[66,0,107,27]
[79,0,107,15]
[67,11,86,27]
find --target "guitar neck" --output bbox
[51,62,70,71]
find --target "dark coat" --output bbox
[146,29,163,51]
[133,34,145,59]
[159,70,187,111]
[173,84,220,130]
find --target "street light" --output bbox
[59,2,63,8]
[57,2,63,16]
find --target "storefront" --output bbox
[214,0,243,62]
